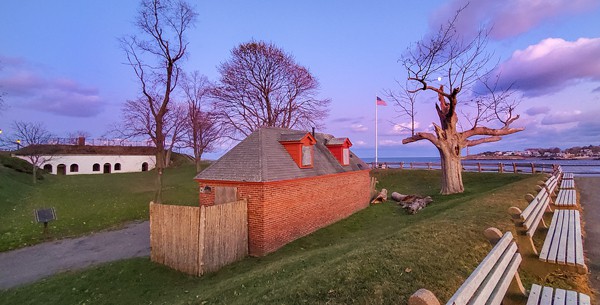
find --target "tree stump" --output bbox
[371,188,388,204]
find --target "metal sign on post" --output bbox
[34,208,57,234]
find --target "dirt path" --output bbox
[577,177,600,295]
[0,221,149,290]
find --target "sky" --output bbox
[1,0,600,159]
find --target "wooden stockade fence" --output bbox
[150,200,248,276]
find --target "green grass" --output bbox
[0,156,205,252]
[1,169,589,304]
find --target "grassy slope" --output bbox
[0,170,589,304]
[0,159,201,252]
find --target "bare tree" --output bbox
[212,40,330,139]
[111,97,187,168]
[120,0,197,203]
[163,102,187,167]
[386,82,420,136]
[181,71,223,172]
[4,121,53,184]
[400,6,523,194]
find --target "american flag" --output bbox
[376,96,387,106]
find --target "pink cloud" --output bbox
[0,55,104,117]
[493,38,600,96]
[430,0,598,40]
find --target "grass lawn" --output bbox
[0,169,590,304]
[0,157,203,252]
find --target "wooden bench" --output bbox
[555,165,575,180]
[508,188,587,274]
[540,174,578,208]
[408,229,591,305]
[561,179,575,189]
[556,189,577,207]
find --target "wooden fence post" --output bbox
[427,162,432,170]
[400,162,404,169]
[498,163,504,173]
[410,162,414,169]
[512,163,517,174]
[531,163,535,174]
[477,162,482,173]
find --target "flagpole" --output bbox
[375,96,378,167]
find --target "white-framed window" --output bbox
[342,148,350,165]
[301,145,312,167]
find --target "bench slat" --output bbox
[524,196,547,237]
[555,288,567,305]
[567,210,577,266]
[540,211,563,263]
[579,293,591,305]
[446,233,516,305]
[526,284,542,305]
[557,211,570,264]
[485,253,522,305]
[540,286,554,305]
[574,210,584,267]
[566,290,578,305]
[539,211,560,262]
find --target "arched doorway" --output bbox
[141,162,148,172]
[103,163,111,174]
[43,164,52,173]
[57,164,66,175]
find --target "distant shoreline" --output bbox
[462,155,599,161]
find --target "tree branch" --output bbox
[402,131,439,147]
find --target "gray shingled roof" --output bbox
[326,138,349,145]
[195,127,368,182]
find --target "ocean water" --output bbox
[361,157,600,176]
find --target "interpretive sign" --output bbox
[34,208,57,223]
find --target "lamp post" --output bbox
[16,139,21,149]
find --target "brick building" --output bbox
[194,127,371,256]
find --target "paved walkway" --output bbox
[578,177,600,294]
[0,221,149,290]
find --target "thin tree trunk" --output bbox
[165,149,172,168]
[155,148,165,203]
[154,119,166,203]
[195,150,203,173]
[32,165,37,184]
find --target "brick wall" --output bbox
[196,169,371,256]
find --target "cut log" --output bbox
[371,188,388,204]
[391,192,408,202]
[392,192,433,214]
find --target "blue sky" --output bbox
[1,0,600,159]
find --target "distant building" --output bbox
[195,127,371,256]
[13,139,156,175]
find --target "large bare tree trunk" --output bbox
[438,145,464,194]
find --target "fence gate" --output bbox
[150,199,248,276]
